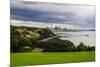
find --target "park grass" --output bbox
[10,51,95,67]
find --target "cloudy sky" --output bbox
[10,0,95,30]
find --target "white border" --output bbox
[0,0,99,67]
[0,0,10,67]
[22,0,96,5]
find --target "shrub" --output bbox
[35,38,75,52]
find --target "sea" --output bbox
[54,31,95,46]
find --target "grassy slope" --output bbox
[10,51,95,67]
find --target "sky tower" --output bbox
[50,24,52,29]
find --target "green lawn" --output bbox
[10,51,95,67]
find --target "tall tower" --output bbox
[50,24,52,29]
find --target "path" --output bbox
[38,36,60,42]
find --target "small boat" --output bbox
[85,35,89,36]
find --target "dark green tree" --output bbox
[77,42,87,51]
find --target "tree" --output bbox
[77,42,87,51]
[87,46,95,51]
[36,38,76,52]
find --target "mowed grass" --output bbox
[10,51,95,67]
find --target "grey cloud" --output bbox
[10,0,95,30]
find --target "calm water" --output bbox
[54,31,95,46]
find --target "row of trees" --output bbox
[11,37,95,52]
[35,38,95,52]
